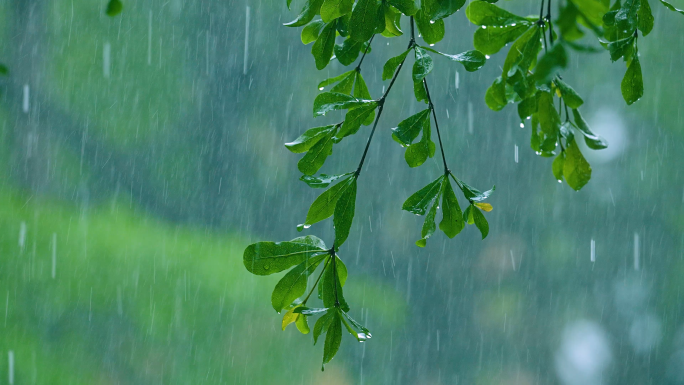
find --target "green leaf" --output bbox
[285,0,324,27]
[426,0,467,20]
[615,0,640,32]
[555,79,584,108]
[340,310,372,341]
[302,20,327,44]
[485,76,508,111]
[0,64,8,76]
[537,91,562,138]
[638,0,654,35]
[350,0,381,42]
[296,313,311,333]
[439,178,464,238]
[563,138,592,190]
[298,129,336,175]
[106,0,123,16]
[312,21,338,70]
[412,47,434,82]
[333,178,357,246]
[321,256,349,311]
[421,46,487,72]
[402,176,443,215]
[303,176,355,226]
[466,1,529,26]
[382,5,404,37]
[338,103,378,138]
[383,49,411,80]
[290,235,328,249]
[457,178,495,202]
[414,80,429,103]
[388,0,419,15]
[318,70,356,89]
[313,92,372,116]
[659,0,684,14]
[328,72,356,94]
[621,54,643,105]
[301,172,355,188]
[334,39,365,66]
[321,0,354,22]
[571,109,608,149]
[503,26,541,77]
[271,254,327,312]
[323,311,343,366]
[518,95,538,120]
[471,205,490,239]
[603,36,635,61]
[416,186,441,247]
[415,9,445,44]
[473,24,531,55]
[392,109,431,145]
[534,44,568,84]
[285,125,337,153]
[552,152,565,182]
[352,72,373,103]
[404,121,435,168]
[313,310,336,344]
[243,241,326,276]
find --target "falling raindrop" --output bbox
[103,42,111,78]
[244,6,250,75]
[514,145,518,163]
[634,232,640,271]
[8,350,14,385]
[18,222,26,252]
[22,85,29,113]
[51,233,57,279]
[590,239,596,262]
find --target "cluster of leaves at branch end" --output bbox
[243,235,370,369]
[403,173,494,246]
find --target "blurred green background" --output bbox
[1,0,684,383]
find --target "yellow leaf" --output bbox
[474,202,493,212]
[281,307,299,330]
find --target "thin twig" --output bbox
[422,78,450,174]
[355,17,416,177]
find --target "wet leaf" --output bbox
[321,0,354,23]
[439,177,464,238]
[243,240,326,276]
[333,178,357,246]
[412,47,434,82]
[402,176,444,215]
[350,0,381,42]
[563,138,592,190]
[383,49,411,80]
[304,176,355,226]
[312,21,338,70]
[286,125,337,154]
[271,254,327,312]
[621,54,643,105]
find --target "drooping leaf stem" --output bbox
[355,35,375,72]
[355,17,417,177]
[546,0,554,46]
[331,248,340,307]
[422,78,449,174]
[301,253,332,305]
